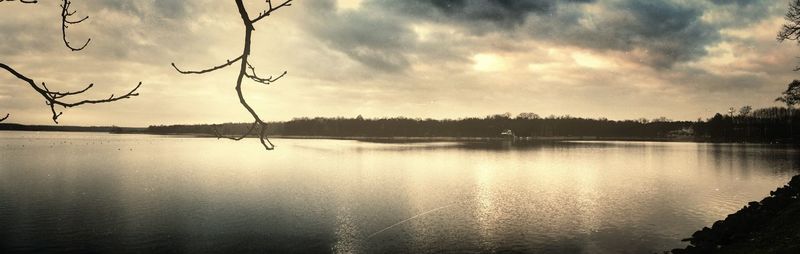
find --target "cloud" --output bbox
[565,0,718,68]
[303,1,416,72]
[375,0,594,29]
[90,0,192,20]
[300,0,741,71]
[705,0,783,27]
[1,0,797,125]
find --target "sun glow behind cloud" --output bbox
[472,54,509,72]
[571,52,618,69]
[337,0,362,10]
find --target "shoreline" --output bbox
[671,175,800,253]
[0,128,791,144]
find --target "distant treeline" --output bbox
[147,113,692,139]
[1,107,794,143]
[694,107,800,142]
[0,123,144,133]
[146,107,800,143]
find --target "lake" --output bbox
[1,131,798,253]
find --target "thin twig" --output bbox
[245,62,287,85]
[0,0,39,4]
[251,0,293,24]
[61,0,91,51]
[172,55,244,74]
[0,62,141,124]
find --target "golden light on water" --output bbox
[475,162,498,246]
[2,134,799,253]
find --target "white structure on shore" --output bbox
[501,129,515,139]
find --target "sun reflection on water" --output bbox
[1,132,799,253]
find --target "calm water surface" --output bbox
[1,131,799,253]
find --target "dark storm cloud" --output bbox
[302,0,597,72]
[375,0,594,28]
[399,0,719,68]
[579,0,719,68]
[302,0,783,71]
[303,0,417,72]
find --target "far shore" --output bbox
[0,127,749,144]
[4,122,797,144]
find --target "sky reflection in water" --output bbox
[1,132,798,253]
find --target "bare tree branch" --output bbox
[251,0,293,24]
[0,63,141,124]
[172,0,292,151]
[214,122,257,141]
[0,0,142,123]
[60,0,91,51]
[171,55,244,74]
[44,83,93,99]
[0,0,39,4]
[245,62,286,85]
[779,0,800,71]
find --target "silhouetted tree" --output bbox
[516,112,540,120]
[738,105,753,139]
[779,0,800,71]
[172,0,292,151]
[776,80,800,108]
[652,116,671,123]
[739,106,752,117]
[0,0,142,123]
[727,107,736,117]
[777,1,800,139]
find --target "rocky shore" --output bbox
[671,175,800,253]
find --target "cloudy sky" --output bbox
[0,0,798,126]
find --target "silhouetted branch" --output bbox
[42,82,93,99]
[0,113,8,122]
[214,122,257,141]
[780,0,800,41]
[212,121,275,149]
[0,63,141,123]
[0,0,39,4]
[60,0,90,51]
[780,0,800,71]
[171,0,291,150]
[245,62,286,85]
[251,0,292,24]
[212,121,274,149]
[172,55,244,74]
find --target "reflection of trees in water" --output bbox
[707,143,800,176]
